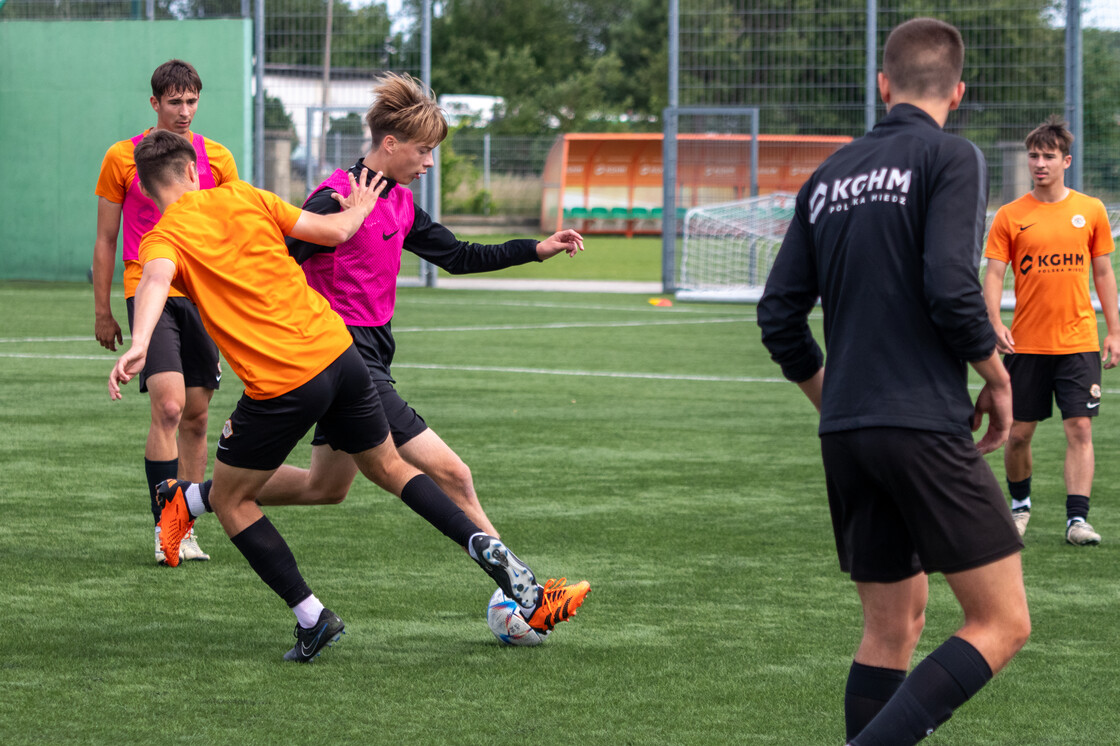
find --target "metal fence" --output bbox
[673,0,1120,202]
[5,0,1118,218]
[665,0,1120,292]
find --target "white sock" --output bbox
[1067,517,1086,527]
[1011,498,1031,512]
[184,483,206,518]
[293,595,325,628]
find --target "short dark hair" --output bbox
[365,72,448,148]
[1025,114,1074,157]
[882,18,964,99]
[151,59,203,100]
[133,130,197,197]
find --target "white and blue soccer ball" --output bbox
[486,587,546,646]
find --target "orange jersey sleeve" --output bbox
[138,181,351,399]
[94,140,134,205]
[200,136,240,185]
[96,131,238,299]
[985,191,1113,354]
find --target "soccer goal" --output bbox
[677,199,1119,307]
[675,193,796,303]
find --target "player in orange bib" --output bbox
[983,115,1119,546]
[108,130,554,663]
[93,60,239,564]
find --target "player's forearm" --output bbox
[129,269,172,351]
[981,261,1008,325]
[1092,263,1120,334]
[970,350,1010,390]
[290,206,372,247]
[92,240,117,315]
[796,368,824,413]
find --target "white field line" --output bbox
[12,318,1120,395]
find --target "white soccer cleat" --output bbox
[1066,521,1101,546]
[1011,509,1030,537]
[179,527,211,561]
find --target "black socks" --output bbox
[845,661,906,740]
[399,474,481,546]
[144,458,178,524]
[849,637,993,746]
[230,516,313,608]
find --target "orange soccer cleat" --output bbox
[525,578,591,634]
[156,478,195,568]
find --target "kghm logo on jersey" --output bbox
[1018,251,1084,276]
[808,167,912,224]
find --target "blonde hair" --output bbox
[365,73,448,148]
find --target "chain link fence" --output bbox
[676,0,1120,203]
[5,0,1118,216]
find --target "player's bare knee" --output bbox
[1007,428,1034,451]
[441,459,474,499]
[1064,417,1093,446]
[313,485,347,505]
[177,409,208,441]
[151,396,185,431]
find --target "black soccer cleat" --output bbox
[283,608,346,663]
[470,534,540,611]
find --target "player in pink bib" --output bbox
[93,60,238,565]
[277,74,591,636]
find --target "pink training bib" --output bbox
[121,132,215,262]
[302,170,416,327]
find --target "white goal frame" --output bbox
[675,199,1120,308]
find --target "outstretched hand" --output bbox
[333,168,386,219]
[537,229,584,260]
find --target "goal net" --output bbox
[675,193,796,303]
[677,199,1119,308]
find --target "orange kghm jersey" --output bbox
[985,190,1115,354]
[95,129,238,298]
[138,181,353,399]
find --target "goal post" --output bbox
[675,201,1118,308]
[674,193,795,303]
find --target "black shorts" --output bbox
[310,378,428,449]
[216,346,390,471]
[820,427,1022,583]
[1004,352,1101,421]
[126,296,221,394]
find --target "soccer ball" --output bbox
[486,587,545,646]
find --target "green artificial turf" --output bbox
[1,282,1118,744]
[434,234,664,282]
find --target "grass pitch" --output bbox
[1,282,1118,744]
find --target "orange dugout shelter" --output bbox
[540,132,851,235]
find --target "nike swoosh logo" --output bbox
[217,443,229,450]
[1019,224,1035,232]
[1087,402,1100,409]
[382,229,400,241]
[298,625,330,657]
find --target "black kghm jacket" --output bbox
[758,104,997,437]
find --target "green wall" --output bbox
[0,19,252,281]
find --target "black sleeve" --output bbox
[285,187,341,265]
[404,206,540,274]
[922,140,998,362]
[757,185,825,383]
